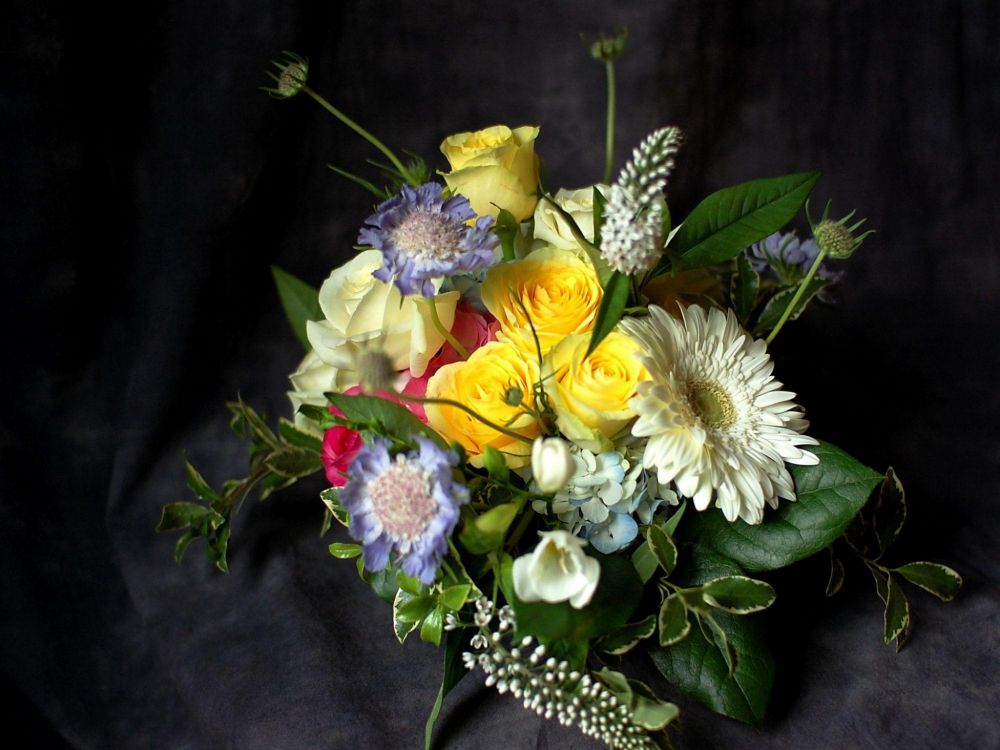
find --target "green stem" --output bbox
[603,60,617,184]
[301,84,415,185]
[764,248,827,345]
[393,392,534,445]
[422,297,469,360]
[505,500,535,552]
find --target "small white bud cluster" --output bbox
[600,126,684,277]
[461,597,657,749]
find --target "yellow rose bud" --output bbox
[481,247,603,357]
[439,125,540,222]
[546,331,648,452]
[425,341,540,468]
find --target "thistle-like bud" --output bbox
[354,348,397,394]
[809,201,875,259]
[263,51,309,98]
[588,28,628,63]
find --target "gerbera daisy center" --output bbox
[369,457,438,539]
[687,378,737,430]
[390,211,463,261]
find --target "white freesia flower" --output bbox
[306,249,459,380]
[512,530,600,609]
[531,437,576,493]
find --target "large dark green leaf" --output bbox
[683,441,882,572]
[648,545,773,724]
[668,171,820,271]
[271,265,322,351]
[326,392,446,448]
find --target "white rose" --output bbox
[531,437,575,493]
[305,249,460,380]
[512,530,600,609]
[287,349,338,435]
[531,186,605,251]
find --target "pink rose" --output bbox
[428,302,497,371]
[321,425,363,487]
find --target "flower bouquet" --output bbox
[159,39,961,749]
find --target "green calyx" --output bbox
[809,200,875,259]
[588,28,628,63]
[263,51,309,98]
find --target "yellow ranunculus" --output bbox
[440,125,540,222]
[480,247,603,357]
[546,331,649,452]
[424,341,540,468]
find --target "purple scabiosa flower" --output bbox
[358,182,499,297]
[748,232,845,286]
[341,435,468,584]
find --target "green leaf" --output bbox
[420,606,444,646]
[271,265,322,352]
[156,502,221,533]
[649,607,773,724]
[207,524,231,573]
[396,572,426,596]
[326,392,445,447]
[424,631,468,750]
[668,171,821,271]
[586,270,630,358]
[320,488,350,528]
[683,441,882,572]
[363,566,399,604]
[439,584,472,611]
[731,252,760,325]
[482,446,510,482]
[631,542,659,584]
[658,595,690,646]
[663,501,687,536]
[328,542,362,559]
[646,523,678,577]
[894,561,962,602]
[595,615,657,656]
[883,574,911,651]
[227,397,280,452]
[752,276,828,335]
[184,462,220,503]
[393,590,422,644]
[173,530,196,563]
[649,543,774,724]
[327,163,391,200]
[278,418,323,453]
[265,447,323,478]
[867,561,890,604]
[630,691,679,732]
[459,502,521,554]
[508,553,643,644]
[872,467,906,559]
[395,595,435,624]
[701,576,776,614]
[494,208,520,262]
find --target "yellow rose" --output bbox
[480,247,603,356]
[306,249,459,380]
[425,341,540,468]
[440,125,540,222]
[545,331,649,452]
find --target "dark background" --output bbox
[3,1,998,747]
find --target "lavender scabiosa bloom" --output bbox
[358,182,499,297]
[340,436,468,584]
[748,232,845,287]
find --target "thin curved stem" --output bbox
[765,249,827,345]
[422,297,469,360]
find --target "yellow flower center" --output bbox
[687,379,737,430]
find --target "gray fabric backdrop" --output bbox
[3,1,998,747]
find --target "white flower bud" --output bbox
[531,437,575,494]
[512,530,601,609]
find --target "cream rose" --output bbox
[305,250,459,383]
[440,125,540,222]
[287,349,339,436]
[545,331,648,452]
[532,185,605,251]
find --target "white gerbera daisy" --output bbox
[620,304,819,525]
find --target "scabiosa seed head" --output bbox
[589,28,628,63]
[263,51,308,98]
[808,200,875,260]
